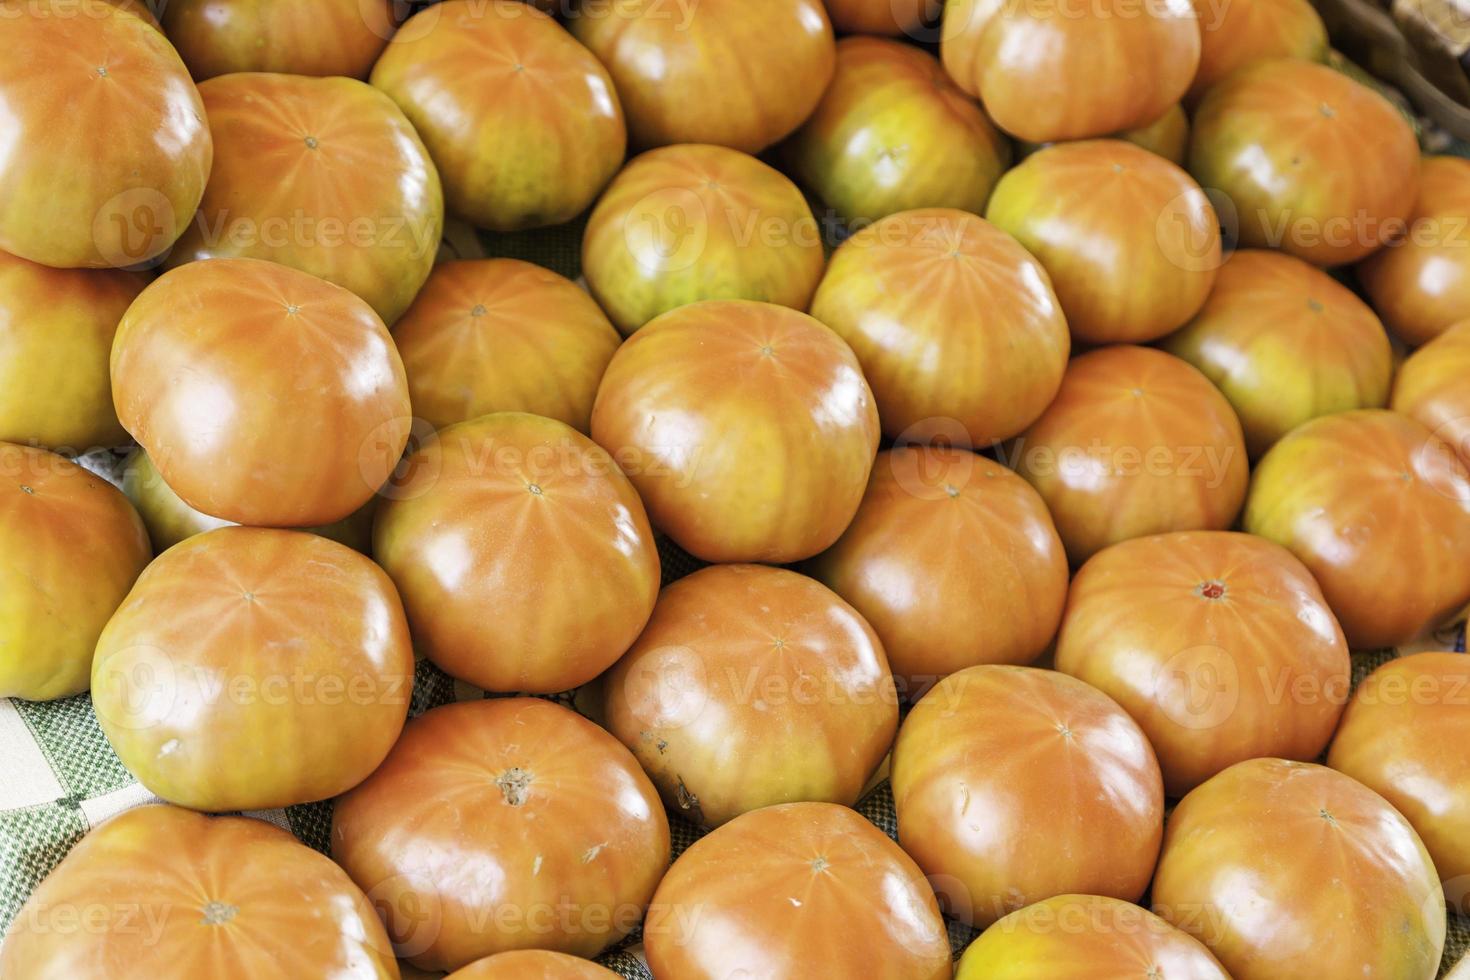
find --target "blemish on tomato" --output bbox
[199,901,237,926]
[304,136,319,150]
[811,856,829,873]
[1196,580,1227,600]
[496,766,532,805]
[470,304,487,317]
[19,485,33,495]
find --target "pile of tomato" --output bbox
[1,0,1469,977]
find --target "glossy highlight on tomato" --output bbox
[161,0,395,80]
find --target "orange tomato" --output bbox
[1392,319,1470,467]
[1119,104,1190,164]
[986,140,1219,345]
[890,665,1164,927]
[391,259,620,433]
[373,412,660,693]
[809,208,1068,446]
[581,144,825,335]
[603,564,897,828]
[0,443,149,701]
[0,805,399,979]
[1243,409,1470,649]
[1011,345,1249,566]
[1187,0,1327,103]
[643,801,953,980]
[784,38,1010,224]
[808,448,1069,696]
[97,0,160,28]
[445,951,619,979]
[161,0,394,80]
[822,0,930,34]
[1189,59,1419,266]
[1162,248,1393,457]
[372,0,625,231]
[0,2,212,269]
[590,300,880,563]
[941,0,1199,143]
[1151,759,1446,980]
[332,698,670,972]
[569,0,835,153]
[111,258,411,527]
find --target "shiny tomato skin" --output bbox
[823,0,929,33]
[603,564,897,828]
[590,300,880,564]
[1189,59,1419,267]
[166,72,443,326]
[1056,531,1350,796]
[391,259,621,433]
[445,951,619,979]
[569,0,835,153]
[0,250,145,450]
[0,805,399,980]
[1012,345,1249,566]
[784,38,1010,224]
[809,208,1068,446]
[91,526,413,811]
[372,0,625,232]
[161,0,393,80]
[582,144,826,335]
[1188,0,1327,103]
[1243,409,1470,649]
[941,0,1199,143]
[373,412,660,693]
[986,140,1219,345]
[0,444,150,701]
[1120,103,1190,164]
[643,801,953,980]
[110,257,411,527]
[890,665,1165,928]
[1392,319,1470,466]
[808,448,1068,695]
[1162,249,1393,457]
[0,4,212,269]
[1152,759,1446,980]
[332,697,671,972]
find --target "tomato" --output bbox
[581,144,826,335]
[1188,0,1327,103]
[0,3,212,269]
[1243,409,1470,649]
[1359,156,1470,346]
[165,72,443,326]
[569,0,835,153]
[1329,652,1470,895]
[940,0,1199,143]
[333,697,670,972]
[1392,320,1470,466]
[890,665,1164,927]
[0,805,398,979]
[823,0,929,34]
[98,0,160,28]
[0,250,145,451]
[954,894,1230,980]
[784,38,1009,224]
[808,447,1068,697]
[445,951,619,979]
[0,443,149,701]
[1162,249,1393,457]
[603,564,897,827]
[986,140,1219,345]
[1188,59,1419,267]
[372,0,625,232]
[1011,345,1249,565]
[391,259,621,433]
[111,257,410,527]
[160,0,394,80]
[374,412,660,693]
[1151,759,1446,980]
[590,300,879,563]
[643,801,952,980]
[1015,104,1190,166]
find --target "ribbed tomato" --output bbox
[986,140,1219,345]
[445,951,619,979]
[373,412,660,693]
[372,0,625,231]
[1243,409,1470,649]
[160,0,394,80]
[111,258,411,527]
[1162,249,1393,457]
[0,805,398,980]
[332,698,671,972]
[1392,320,1470,466]
[1152,759,1446,980]
[1187,0,1328,103]
[581,144,825,335]
[823,0,929,34]
[809,208,1068,447]
[643,802,953,980]
[0,2,212,268]
[1120,104,1190,164]
[1011,345,1249,566]
[590,301,879,563]
[603,564,897,828]
[890,665,1164,927]
[391,259,620,433]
